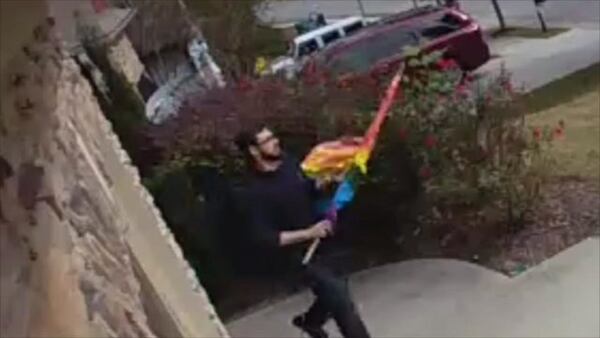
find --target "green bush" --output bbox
[376,54,559,229]
[144,164,234,300]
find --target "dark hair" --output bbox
[234,124,265,160]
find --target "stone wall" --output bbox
[0,1,227,337]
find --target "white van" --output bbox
[291,16,366,58]
[270,16,367,77]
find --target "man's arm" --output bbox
[279,220,332,246]
[244,190,332,249]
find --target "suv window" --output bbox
[420,24,458,39]
[343,22,364,36]
[440,13,465,27]
[297,39,320,57]
[322,30,342,44]
[326,27,418,75]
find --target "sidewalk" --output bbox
[227,238,599,337]
[478,28,600,91]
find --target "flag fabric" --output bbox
[302,65,405,217]
[300,65,405,264]
[301,67,404,180]
[315,170,358,222]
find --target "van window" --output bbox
[327,29,418,75]
[343,22,364,36]
[322,30,342,44]
[297,39,320,57]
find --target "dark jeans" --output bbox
[300,263,371,338]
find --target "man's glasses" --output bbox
[256,134,276,146]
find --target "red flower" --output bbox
[338,79,351,89]
[424,134,438,149]
[366,75,378,87]
[237,77,253,92]
[437,58,458,71]
[553,126,565,140]
[419,165,433,179]
[437,96,448,106]
[304,74,319,86]
[319,72,329,84]
[533,127,542,141]
[484,94,493,105]
[456,84,468,97]
[477,146,489,160]
[398,128,409,141]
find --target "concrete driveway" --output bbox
[227,238,600,338]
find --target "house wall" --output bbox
[0,1,227,337]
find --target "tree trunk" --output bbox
[490,0,506,31]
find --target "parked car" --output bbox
[303,6,490,85]
[269,16,368,78]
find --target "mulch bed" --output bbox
[486,176,600,275]
[347,176,600,277]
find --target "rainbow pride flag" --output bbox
[300,65,405,264]
[301,65,405,217]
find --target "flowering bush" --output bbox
[150,50,562,230]
[375,52,562,227]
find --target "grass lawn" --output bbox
[526,88,600,179]
[491,26,569,39]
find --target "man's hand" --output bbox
[279,220,333,246]
[306,219,333,239]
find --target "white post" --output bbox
[534,0,548,32]
[357,0,367,17]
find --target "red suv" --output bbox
[304,6,490,83]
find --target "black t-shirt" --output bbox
[240,156,320,273]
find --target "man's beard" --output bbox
[259,150,282,162]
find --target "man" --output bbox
[235,126,371,338]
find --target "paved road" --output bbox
[227,238,600,337]
[263,0,600,92]
[262,0,600,30]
